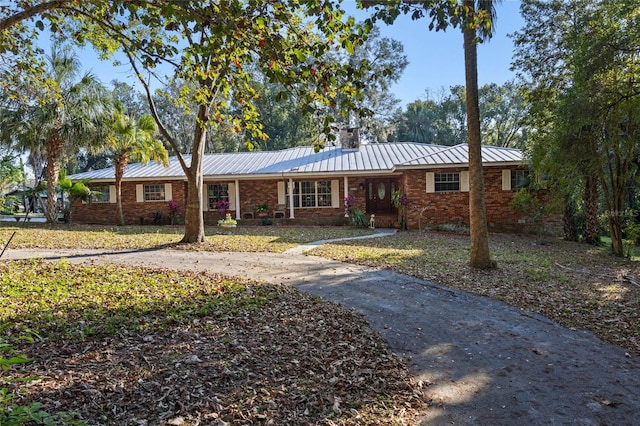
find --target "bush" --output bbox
[350,209,368,228]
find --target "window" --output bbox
[286,180,332,208]
[207,183,229,210]
[144,184,166,201]
[316,181,332,207]
[434,173,460,192]
[511,170,529,190]
[91,185,110,203]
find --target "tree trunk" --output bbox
[463,10,494,269]
[609,214,624,256]
[583,174,600,245]
[563,197,579,241]
[115,157,126,226]
[45,134,63,225]
[181,105,207,243]
[608,176,626,257]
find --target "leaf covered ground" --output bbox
[310,231,640,354]
[0,223,375,253]
[0,261,425,425]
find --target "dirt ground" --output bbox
[5,245,640,425]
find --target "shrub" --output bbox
[350,209,368,228]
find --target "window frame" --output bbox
[511,169,529,191]
[434,172,461,192]
[143,184,166,202]
[90,185,110,203]
[285,180,333,208]
[207,183,230,210]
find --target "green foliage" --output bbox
[513,0,640,256]
[391,82,527,147]
[509,189,545,225]
[350,209,368,228]
[428,223,470,234]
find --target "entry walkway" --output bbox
[3,234,640,425]
[283,228,397,255]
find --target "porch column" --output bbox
[288,178,295,219]
[234,179,240,220]
[343,175,349,200]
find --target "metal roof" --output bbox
[69,142,524,181]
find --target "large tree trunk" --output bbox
[563,197,579,241]
[115,157,126,226]
[45,134,63,225]
[463,10,494,269]
[583,174,600,245]
[181,105,207,243]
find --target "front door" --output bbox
[365,178,396,214]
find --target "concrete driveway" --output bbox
[4,244,640,425]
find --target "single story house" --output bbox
[69,136,543,232]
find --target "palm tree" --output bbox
[0,44,109,224]
[463,0,498,269]
[106,104,169,225]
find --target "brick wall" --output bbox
[72,170,554,233]
[72,180,186,225]
[402,167,551,233]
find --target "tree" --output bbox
[393,99,439,143]
[57,170,93,223]
[513,0,640,256]
[0,44,110,224]
[105,104,169,225]
[328,26,409,143]
[362,0,498,268]
[392,82,528,148]
[479,81,528,149]
[70,1,374,243]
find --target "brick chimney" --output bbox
[339,127,360,150]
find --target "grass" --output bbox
[1,259,424,425]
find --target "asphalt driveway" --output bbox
[4,244,640,425]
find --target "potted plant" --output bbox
[217,213,237,228]
[256,203,269,218]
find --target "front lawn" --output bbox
[0,223,376,252]
[0,260,425,425]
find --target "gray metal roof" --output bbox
[400,144,523,166]
[69,142,524,181]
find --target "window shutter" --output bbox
[228,182,236,210]
[136,184,144,202]
[109,185,116,203]
[277,181,285,204]
[460,171,469,192]
[164,183,172,201]
[331,180,340,208]
[202,184,209,211]
[426,172,435,193]
[502,170,511,191]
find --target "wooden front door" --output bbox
[365,178,396,214]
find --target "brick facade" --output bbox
[72,168,552,234]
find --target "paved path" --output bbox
[3,234,640,425]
